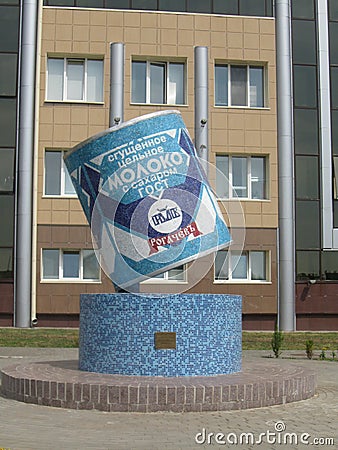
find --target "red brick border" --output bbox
[0,360,316,412]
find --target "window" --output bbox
[214,250,268,282]
[132,60,185,105]
[295,200,320,249]
[0,6,19,53]
[215,64,265,107]
[0,247,13,280]
[292,20,317,65]
[0,148,14,192]
[0,98,16,147]
[0,195,14,247]
[42,249,100,281]
[143,265,186,282]
[293,65,317,108]
[292,0,315,20]
[0,53,17,96]
[216,155,267,199]
[44,150,76,196]
[46,57,103,102]
[334,157,338,199]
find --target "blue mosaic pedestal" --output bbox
[79,294,242,377]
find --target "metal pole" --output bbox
[14,0,38,327]
[109,42,125,127]
[276,0,296,331]
[194,46,209,177]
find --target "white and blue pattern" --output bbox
[64,111,231,289]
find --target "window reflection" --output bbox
[293,65,317,108]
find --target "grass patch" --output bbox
[0,328,79,348]
[242,331,338,351]
[0,328,337,350]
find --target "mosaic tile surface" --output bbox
[79,293,242,377]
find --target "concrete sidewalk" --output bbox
[0,348,337,450]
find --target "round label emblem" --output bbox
[148,199,182,234]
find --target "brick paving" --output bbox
[0,348,337,449]
[1,356,315,413]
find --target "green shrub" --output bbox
[271,322,284,358]
[305,339,314,360]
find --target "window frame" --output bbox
[216,154,268,200]
[142,265,187,283]
[41,248,101,282]
[43,149,77,198]
[214,249,270,283]
[131,58,186,105]
[46,56,104,103]
[214,62,266,108]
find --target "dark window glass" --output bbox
[132,0,157,9]
[0,53,17,96]
[231,65,247,106]
[332,110,338,155]
[105,0,130,8]
[63,251,79,278]
[329,0,338,21]
[294,109,318,154]
[293,65,317,108]
[0,1,19,4]
[215,65,228,106]
[296,200,320,249]
[0,247,13,280]
[45,0,74,5]
[216,155,229,198]
[266,0,273,17]
[334,200,338,227]
[45,151,61,195]
[0,148,14,192]
[215,250,228,280]
[251,156,266,199]
[169,63,185,104]
[251,251,266,280]
[187,0,211,13]
[213,0,238,14]
[322,251,338,280]
[232,156,247,197]
[329,22,338,64]
[150,62,165,103]
[292,0,314,19]
[330,67,338,109]
[131,61,146,103]
[159,0,185,11]
[77,0,104,6]
[0,195,14,246]
[240,0,265,16]
[42,249,59,279]
[0,6,19,52]
[0,98,16,147]
[249,66,264,107]
[295,156,318,199]
[292,20,316,65]
[296,250,320,280]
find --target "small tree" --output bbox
[305,340,314,360]
[271,321,284,358]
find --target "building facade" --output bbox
[0,0,337,330]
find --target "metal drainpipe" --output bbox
[109,42,125,127]
[275,0,296,331]
[194,46,209,177]
[109,42,136,292]
[14,0,38,327]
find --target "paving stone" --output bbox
[0,349,336,450]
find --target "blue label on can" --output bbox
[64,111,231,288]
